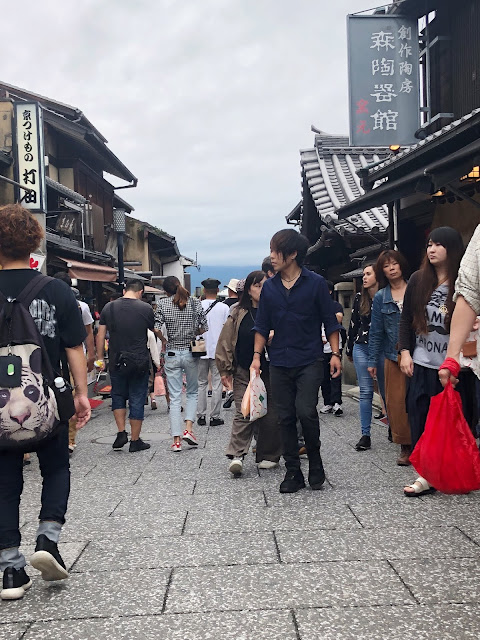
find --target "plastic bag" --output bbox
[249,371,267,422]
[154,372,166,396]
[409,381,480,494]
[241,381,251,418]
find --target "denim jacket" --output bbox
[367,284,402,366]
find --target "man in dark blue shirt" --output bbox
[252,229,342,493]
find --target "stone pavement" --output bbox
[2,394,480,639]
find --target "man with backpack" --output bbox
[0,204,90,601]
[96,280,154,452]
[197,278,230,426]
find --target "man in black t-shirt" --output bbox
[0,204,90,601]
[96,280,154,453]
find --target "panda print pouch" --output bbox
[0,354,22,388]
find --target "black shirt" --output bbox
[346,292,372,357]
[224,297,238,308]
[236,308,268,372]
[0,269,87,372]
[100,298,154,365]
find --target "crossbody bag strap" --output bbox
[205,299,220,315]
[109,300,117,334]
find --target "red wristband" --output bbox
[439,357,461,378]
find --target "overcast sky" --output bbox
[4,0,376,265]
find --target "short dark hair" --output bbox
[125,280,145,293]
[270,229,309,266]
[53,271,72,287]
[261,257,273,275]
[374,249,410,289]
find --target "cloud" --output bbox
[4,0,371,264]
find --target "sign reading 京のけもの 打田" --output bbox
[13,102,47,212]
[347,14,420,147]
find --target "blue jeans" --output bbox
[164,350,199,437]
[110,371,150,421]
[353,343,385,436]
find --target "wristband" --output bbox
[439,357,461,378]
[253,351,262,356]
[331,351,341,358]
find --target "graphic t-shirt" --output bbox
[0,269,87,372]
[100,297,154,367]
[413,283,449,369]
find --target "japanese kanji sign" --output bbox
[14,102,46,212]
[347,15,420,146]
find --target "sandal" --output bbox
[404,477,436,498]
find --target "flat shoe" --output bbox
[404,477,436,498]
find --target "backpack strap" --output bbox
[17,274,54,309]
[0,289,6,304]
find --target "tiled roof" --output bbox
[369,108,480,177]
[300,133,390,234]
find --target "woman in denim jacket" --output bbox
[368,249,412,466]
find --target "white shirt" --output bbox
[200,299,230,359]
[78,300,94,326]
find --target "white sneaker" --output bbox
[258,460,279,469]
[320,405,333,414]
[229,458,243,474]
[333,403,343,416]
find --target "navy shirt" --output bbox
[253,268,342,368]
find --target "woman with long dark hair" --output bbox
[368,249,411,465]
[155,276,208,452]
[399,227,468,496]
[346,263,385,451]
[216,270,282,475]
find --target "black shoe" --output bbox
[222,390,226,398]
[1,567,32,600]
[387,427,393,442]
[374,411,386,420]
[129,438,151,453]
[208,390,212,397]
[197,416,206,426]
[210,417,224,426]
[279,470,306,493]
[30,534,68,581]
[223,391,234,409]
[356,435,371,451]
[112,431,128,450]
[308,464,326,490]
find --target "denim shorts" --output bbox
[110,371,150,420]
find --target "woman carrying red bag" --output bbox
[399,227,470,496]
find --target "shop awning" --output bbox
[144,285,164,294]
[58,257,117,282]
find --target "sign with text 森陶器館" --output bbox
[347,15,420,147]
[13,102,47,212]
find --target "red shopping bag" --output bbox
[154,372,166,396]
[409,381,480,494]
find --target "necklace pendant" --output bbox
[439,303,448,315]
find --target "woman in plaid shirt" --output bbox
[155,277,207,452]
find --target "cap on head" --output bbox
[236,279,246,293]
[225,278,240,293]
[201,278,221,290]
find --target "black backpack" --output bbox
[0,275,61,451]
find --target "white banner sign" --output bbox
[14,102,46,212]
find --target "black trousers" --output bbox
[320,353,342,406]
[0,423,70,551]
[406,364,477,449]
[270,359,324,472]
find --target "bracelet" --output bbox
[331,351,341,358]
[253,351,262,356]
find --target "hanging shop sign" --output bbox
[13,102,47,212]
[347,14,420,147]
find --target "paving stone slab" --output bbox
[73,531,277,572]
[24,610,297,640]
[276,526,480,563]
[0,569,170,623]
[295,603,480,639]
[165,561,413,613]
[349,500,433,528]
[21,511,186,542]
[0,624,30,640]
[391,557,480,604]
